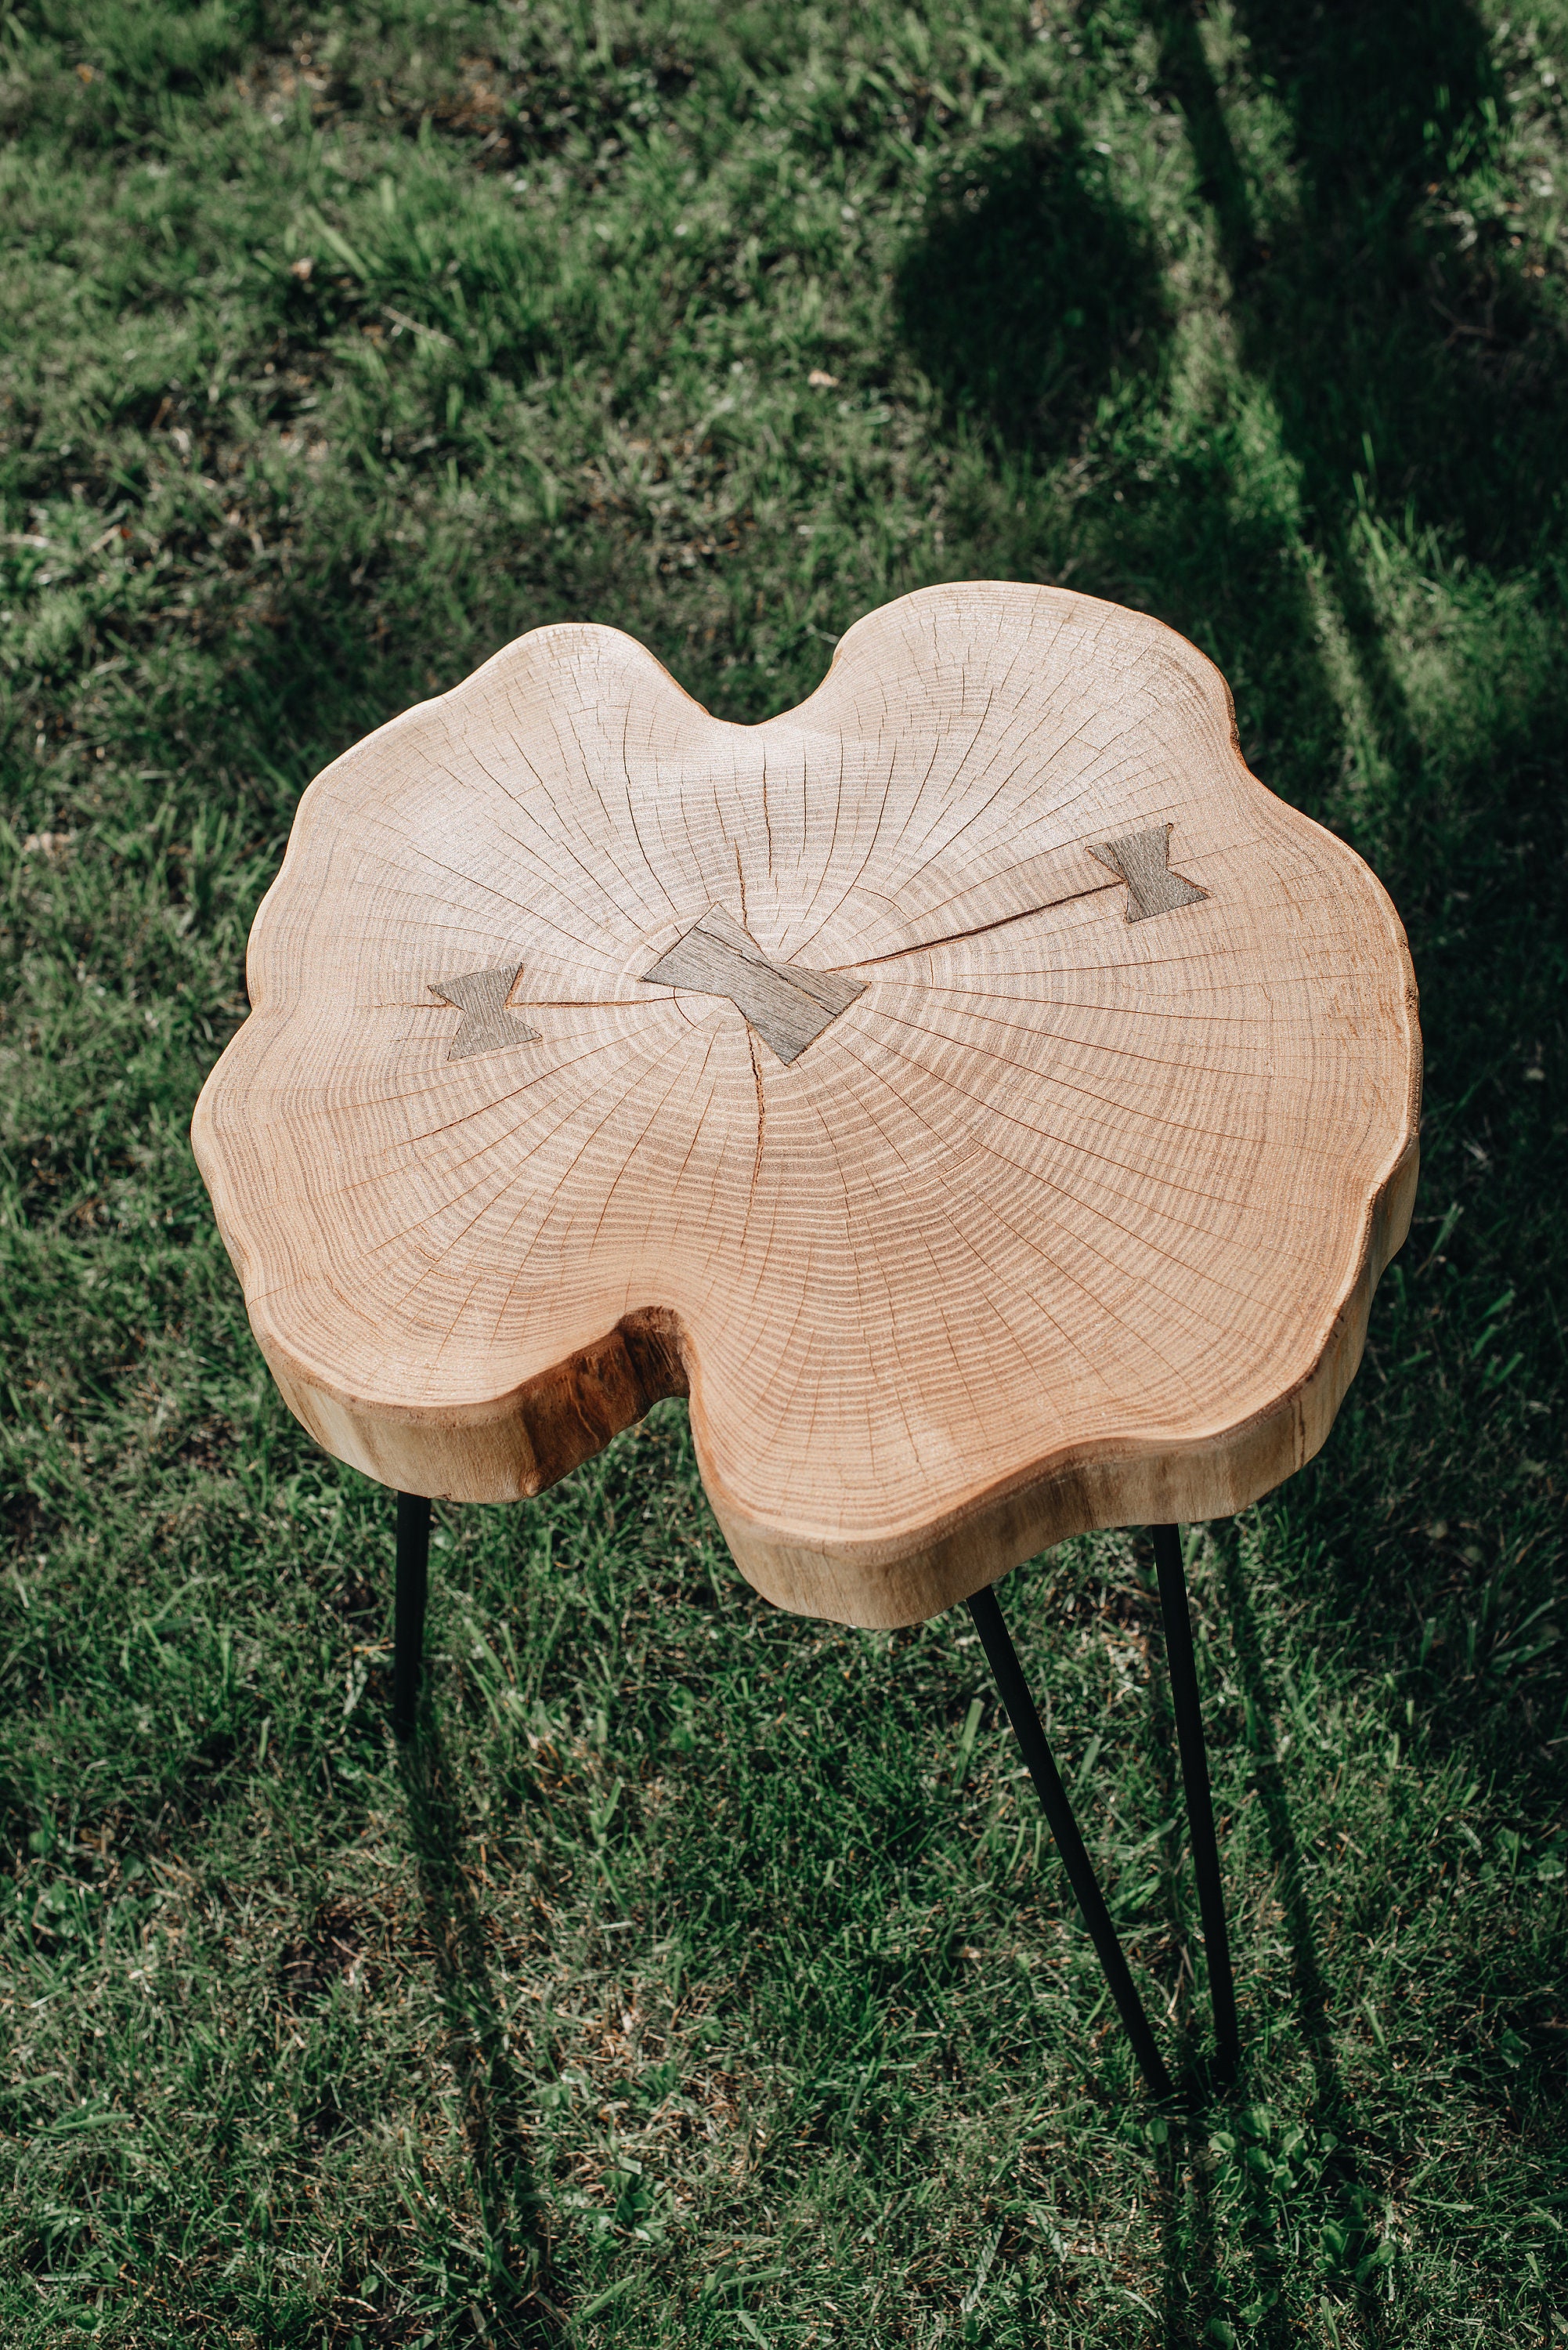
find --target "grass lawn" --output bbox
[2,0,1567,2341]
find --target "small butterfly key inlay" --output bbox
[428,965,541,1060]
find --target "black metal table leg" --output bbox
[394,1492,431,1743]
[966,1583,1173,2102]
[1151,1523,1239,2089]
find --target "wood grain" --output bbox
[192,583,1421,1629]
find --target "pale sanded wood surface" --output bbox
[192,583,1420,1629]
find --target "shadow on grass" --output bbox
[898,0,1568,831]
[1153,2121,1219,2348]
[1131,1533,1309,2348]
[893,110,1367,850]
[1219,0,1567,573]
[1125,1533,1209,2108]
[399,1709,562,2345]
[1125,1687,1225,2350]
[897,132,1169,452]
[1212,1520,1393,2347]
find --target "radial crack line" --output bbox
[837,877,1121,967]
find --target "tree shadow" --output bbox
[899,5,1568,826]
[1143,0,1568,777]
[897,132,1169,452]
[1212,0,1567,573]
[894,114,1367,858]
[1143,0,1568,1821]
[399,1711,562,2344]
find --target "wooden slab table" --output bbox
[193,583,1421,2099]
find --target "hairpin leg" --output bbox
[394,1492,431,1743]
[1151,1524,1239,2089]
[966,1583,1174,2102]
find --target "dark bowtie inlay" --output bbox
[428,965,542,1060]
[641,906,866,1064]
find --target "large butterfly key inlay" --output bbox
[641,906,866,1063]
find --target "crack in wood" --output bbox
[641,905,866,1065]
[842,878,1119,967]
[839,826,1209,969]
[428,965,543,1059]
[1089,824,1209,924]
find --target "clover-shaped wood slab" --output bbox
[192,584,1420,1628]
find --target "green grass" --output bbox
[2,0,1566,2341]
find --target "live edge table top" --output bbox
[191,583,1421,1630]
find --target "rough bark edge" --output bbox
[255,1307,690,1505]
